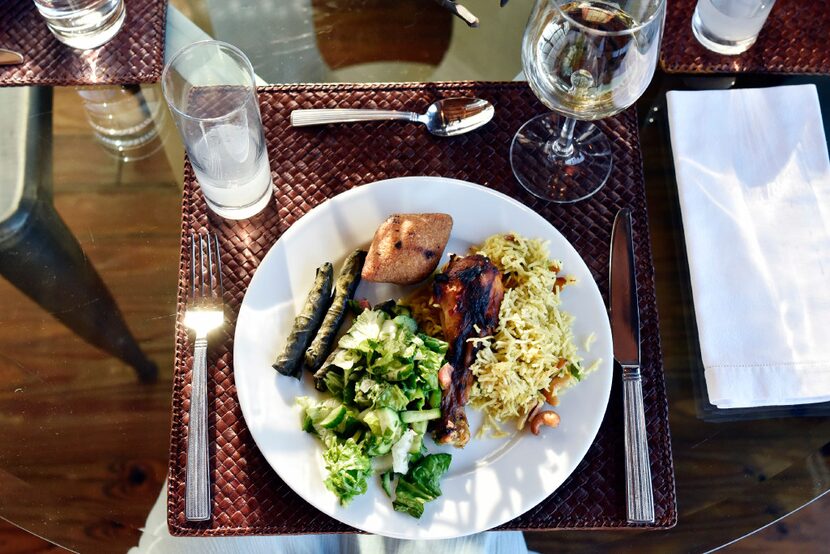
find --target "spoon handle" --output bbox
[290,109,417,127]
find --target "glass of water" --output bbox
[511,0,666,203]
[692,0,776,55]
[32,0,126,50]
[162,41,274,220]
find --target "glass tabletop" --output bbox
[1,1,829,552]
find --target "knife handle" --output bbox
[622,366,655,524]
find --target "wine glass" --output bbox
[511,0,666,203]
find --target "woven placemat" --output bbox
[166,81,677,536]
[660,0,830,75]
[0,0,167,86]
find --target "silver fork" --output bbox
[184,232,224,521]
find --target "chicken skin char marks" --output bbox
[431,254,504,447]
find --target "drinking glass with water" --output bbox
[32,0,126,50]
[692,0,776,55]
[162,41,274,220]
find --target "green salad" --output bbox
[297,302,452,518]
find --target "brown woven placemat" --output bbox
[0,0,167,86]
[660,0,830,75]
[167,81,677,536]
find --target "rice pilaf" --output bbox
[469,232,600,437]
[406,232,598,437]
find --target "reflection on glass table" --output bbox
[77,85,170,162]
[0,86,156,382]
[172,0,526,84]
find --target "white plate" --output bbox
[234,176,613,540]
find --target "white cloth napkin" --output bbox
[667,85,830,409]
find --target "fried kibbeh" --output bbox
[362,213,453,285]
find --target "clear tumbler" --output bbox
[162,41,274,220]
[32,0,126,50]
[692,0,776,55]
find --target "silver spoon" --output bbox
[0,48,24,66]
[290,97,495,137]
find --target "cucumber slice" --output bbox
[301,412,315,434]
[400,408,441,423]
[409,420,428,435]
[320,405,347,429]
[381,470,394,498]
[336,410,360,436]
[408,432,423,454]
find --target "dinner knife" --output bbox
[609,208,655,524]
[0,48,24,66]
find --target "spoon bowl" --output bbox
[421,97,495,136]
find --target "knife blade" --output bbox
[609,208,655,524]
[610,208,640,366]
[0,48,24,66]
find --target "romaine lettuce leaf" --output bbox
[330,348,361,370]
[417,348,445,374]
[391,428,418,474]
[338,309,385,352]
[322,435,372,505]
[360,407,404,456]
[322,370,344,400]
[295,303,450,515]
[353,379,409,410]
[393,314,418,334]
[352,377,377,408]
[372,383,409,411]
[376,358,414,381]
[419,333,448,354]
[402,382,426,409]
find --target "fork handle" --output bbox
[185,335,210,521]
[623,366,655,523]
[290,109,418,127]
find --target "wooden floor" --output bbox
[0,520,64,553]
[0,87,181,552]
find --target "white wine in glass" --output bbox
[511,0,665,203]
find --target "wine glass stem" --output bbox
[549,116,577,159]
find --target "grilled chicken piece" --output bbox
[432,254,504,447]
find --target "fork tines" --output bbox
[189,232,224,299]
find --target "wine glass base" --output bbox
[510,113,613,203]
